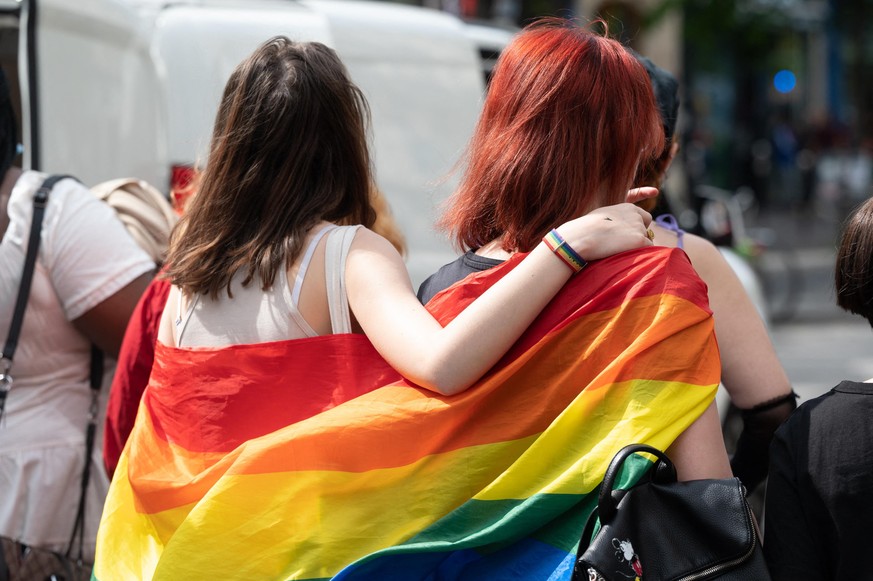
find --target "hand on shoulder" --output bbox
[555,202,654,262]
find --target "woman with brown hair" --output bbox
[155,37,652,395]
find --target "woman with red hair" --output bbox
[419,18,732,482]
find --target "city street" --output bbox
[772,315,873,403]
[758,209,873,403]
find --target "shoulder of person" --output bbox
[6,171,85,241]
[596,246,702,289]
[14,170,87,199]
[348,225,400,255]
[678,232,724,261]
[11,170,110,222]
[673,232,733,279]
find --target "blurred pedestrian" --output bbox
[763,195,873,580]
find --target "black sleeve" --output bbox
[730,392,797,494]
[416,274,438,305]
[763,419,828,581]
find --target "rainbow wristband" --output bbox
[543,229,587,273]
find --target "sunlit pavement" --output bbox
[736,202,871,401]
[771,315,873,403]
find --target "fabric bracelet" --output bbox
[543,229,587,273]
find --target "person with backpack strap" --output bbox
[0,65,153,573]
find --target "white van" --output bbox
[0,0,513,285]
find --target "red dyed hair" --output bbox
[440,19,664,252]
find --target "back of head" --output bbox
[836,196,873,327]
[0,68,17,176]
[630,50,679,144]
[441,18,664,252]
[165,36,376,297]
[630,50,680,207]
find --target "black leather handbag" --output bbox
[572,444,771,581]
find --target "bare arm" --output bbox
[667,400,732,481]
[346,203,653,395]
[681,234,795,491]
[682,235,792,407]
[72,271,153,358]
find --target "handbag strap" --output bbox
[572,444,680,580]
[66,344,102,563]
[0,174,73,419]
[597,444,677,525]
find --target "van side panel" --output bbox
[35,0,166,188]
[152,5,333,170]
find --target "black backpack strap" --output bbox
[0,174,74,419]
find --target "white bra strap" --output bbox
[291,224,337,306]
[324,225,361,334]
[174,287,199,346]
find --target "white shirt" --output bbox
[0,170,154,555]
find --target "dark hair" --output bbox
[164,37,376,298]
[631,50,679,143]
[836,196,873,326]
[0,69,17,176]
[439,19,663,253]
[630,50,680,210]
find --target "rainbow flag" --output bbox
[94,247,719,580]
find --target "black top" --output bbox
[764,380,873,581]
[416,250,504,304]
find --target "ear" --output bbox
[661,141,680,174]
[643,142,681,193]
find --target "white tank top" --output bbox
[175,224,360,347]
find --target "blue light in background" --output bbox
[774,70,797,94]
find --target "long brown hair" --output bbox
[164,37,376,298]
[440,19,663,252]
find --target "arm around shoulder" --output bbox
[345,228,575,395]
[346,205,654,395]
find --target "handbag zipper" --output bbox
[675,501,758,581]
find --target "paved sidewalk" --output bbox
[749,204,873,400]
[750,204,845,322]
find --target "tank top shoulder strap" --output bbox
[324,225,362,335]
[655,214,685,250]
[291,224,337,305]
